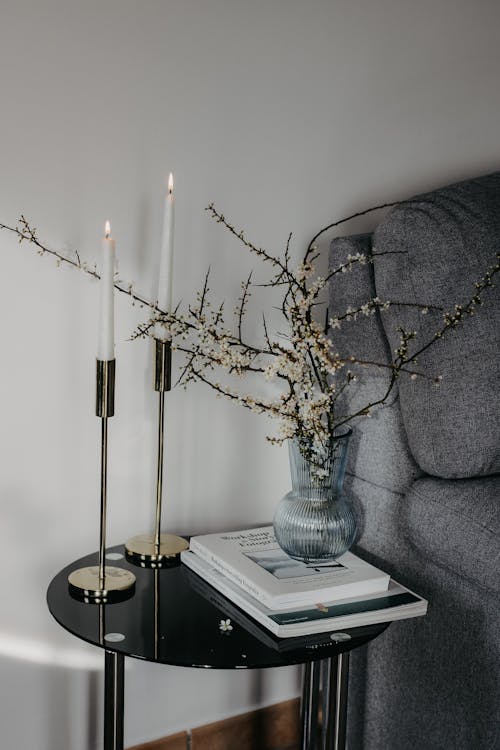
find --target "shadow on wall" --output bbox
[0,636,101,750]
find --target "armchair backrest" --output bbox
[330,173,500,482]
[374,172,500,478]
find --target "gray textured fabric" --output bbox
[328,174,500,750]
[404,476,500,595]
[346,477,500,750]
[351,561,500,750]
[329,235,420,496]
[329,234,389,364]
[373,172,500,478]
[345,476,407,573]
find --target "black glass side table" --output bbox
[47,545,389,750]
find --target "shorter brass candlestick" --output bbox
[68,360,136,603]
[126,340,188,567]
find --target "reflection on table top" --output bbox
[47,545,389,669]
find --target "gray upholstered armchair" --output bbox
[328,173,500,750]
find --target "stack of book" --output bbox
[181,526,427,645]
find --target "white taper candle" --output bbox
[97,220,115,361]
[155,173,175,340]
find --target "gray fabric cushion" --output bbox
[329,235,420,495]
[404,475,500,596]
[347,474,500,750]
[349,476,500,750]
[373,172,500,478]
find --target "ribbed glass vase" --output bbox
[273,431,357,563]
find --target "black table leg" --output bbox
[104,650,125,750]
[321,653,349,750]
[301,660,322,749]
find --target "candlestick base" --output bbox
[68,566,136,603]
[125,533,189,568]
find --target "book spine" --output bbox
[189,538,273,607]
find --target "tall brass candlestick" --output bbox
[68,360,136,602]
[125,340,188,567]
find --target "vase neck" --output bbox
[288,434,351,499]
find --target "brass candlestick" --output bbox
[125,339,188,567]
[68,360,136,602]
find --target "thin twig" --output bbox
[304,200,407,263]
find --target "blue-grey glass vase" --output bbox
[273,431,357,563]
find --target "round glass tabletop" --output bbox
[47,545,389,669]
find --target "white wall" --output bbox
[0,1,499,748]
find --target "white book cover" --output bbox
[188,526,389,610]
[182,550,428,638]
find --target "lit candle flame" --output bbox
[168,173,174,195]
[105,220,111,239]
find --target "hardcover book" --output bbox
[182,549,427,639]
[188,526,390,610]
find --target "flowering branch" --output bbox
[0,216,161,315]
[2,204,498,474]
[303,199,409,263]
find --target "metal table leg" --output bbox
[301,660,321,749]
[104,650,125,750]
[321,653,350,750]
